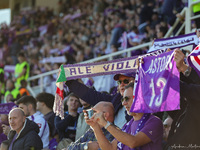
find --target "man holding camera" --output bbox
[87,82,163,150]
[67,101,115,150]
[65,72,135,129]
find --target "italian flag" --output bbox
[53,65,66,119]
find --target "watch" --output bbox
[104,121,111,129]
[184,66,191,77]
[84,142,88,150]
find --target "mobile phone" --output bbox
[86,109,94,119]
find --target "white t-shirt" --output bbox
[28,111,49,148]
[114,107,127,129]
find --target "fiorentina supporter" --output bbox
[2,108,43,150]
[68,101,115,150]
[13,52,30,88]
[16,95,50,149]
[65,71,135,129]
[87,82,163,150]
[36,92,58,150]
[55,93,80,150]
[75,99,91,141]
[164,49,200,149]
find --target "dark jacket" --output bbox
[165,69,200,149]
[7,118,43,150]
[65,80,132,122]
[55,111,79,141]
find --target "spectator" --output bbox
[127,26,142,47]
[90,82,163,150]
[13,52,30,88]
[156,26,168,39]
[75,99,92,141]
[4,79,20,103]
[55,93,80,150]
[109,17,126,48]
[2,108,43,150]
[68,101,115,150]
[16,95,50,149]
[164,49,200,149]
[161,0,184,26]
[0,42,10,65]
[65,72,135,129]
[161,0,184,35]
[36,92,58,149]
[0,114,9,145]
[5,94,14,103]
[19,80,30,96]
[9,38,21,65]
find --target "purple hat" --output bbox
[114,72,136,81]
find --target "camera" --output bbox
[86,109,94,119]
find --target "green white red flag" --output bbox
[53,65,66,119]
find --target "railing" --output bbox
[27,0,200,96]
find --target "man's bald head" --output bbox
[94,101,115,122]
[9,108,25,117]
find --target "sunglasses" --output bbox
[121,96,130,103]
[117,79,130,85]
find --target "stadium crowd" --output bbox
[0,0,200,149]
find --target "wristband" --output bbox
[104,121,111,129]
[184,66,191,77]
[84,142,88,150]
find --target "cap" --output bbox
[114,72,136,81]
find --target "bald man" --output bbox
[67,101,115,150]
[2,108,43,150]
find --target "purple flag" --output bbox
[0,103,17,114]
[130,50,180,113]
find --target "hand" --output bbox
[88,141,99,150]
[83,110,99,128]
[166,48,172,52]
[2,124,10,136]
[173,48,188,73]
[92,111,107,127]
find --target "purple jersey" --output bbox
[119,115,163,150]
